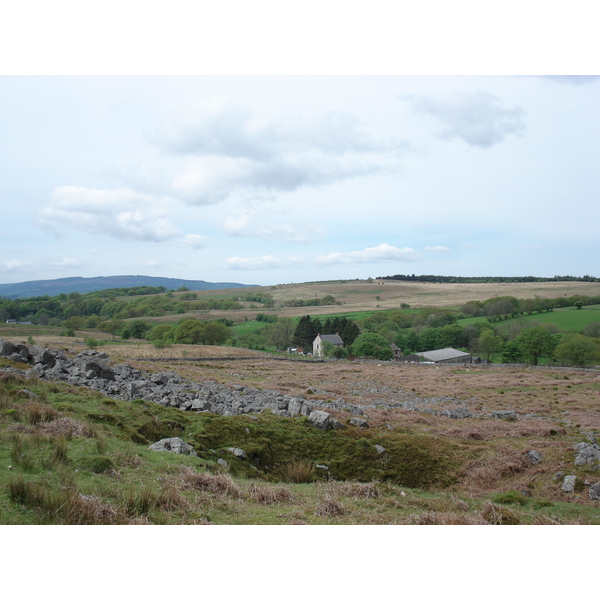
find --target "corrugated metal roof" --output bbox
[415,348,471,362]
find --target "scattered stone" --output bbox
[308,410,331,431]
[316,464,329,470]
[573,442,600,466]
[349,417,369,429]
[491,410,517,420]
[374,444,386,454]
[228,447,247,459]
[217,458,229,469]
[589,482,600,501]
[525,450,543,464]
[148,437,196,456]
[562,475,577,493]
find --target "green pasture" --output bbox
[459,306,600,333]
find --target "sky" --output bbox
[1,4,599,288]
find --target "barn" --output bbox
[402,348,472,364]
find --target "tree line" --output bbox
[379,274,599,283]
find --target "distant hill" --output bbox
[0,275,256,299]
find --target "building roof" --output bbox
[414,348,471,362]
[315,333,344,346]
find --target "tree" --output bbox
[175,319,205,344]
[554,334,600,367]
[516,326,557,365]
[202,322,229,345]
[265,317,295,350]
[293,315,321,349]
[351,332,393,360]
[477,329,504,363]
[501,339,523,363]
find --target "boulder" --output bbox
[562,475,576,493]
[573,442,600,466]
[148,437,196,456]
[589,481,600,501]
[525,450,543,464]
[349,417,369,429]
[228,447,247,459]
[308,410,331,431]
[491,410,517,420]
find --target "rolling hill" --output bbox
[0,275,255,299]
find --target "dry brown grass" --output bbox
[324,480,380,499]
[314,494,346,517]
[463,446,533,490]
[246,482,295,505]
[177,466,241,498]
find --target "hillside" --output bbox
[0,275,255,299]
[1,339,599,524]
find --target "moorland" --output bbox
[1,278,600,524]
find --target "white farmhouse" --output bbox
[313,333,344,357]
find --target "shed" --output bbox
[414,348,472,364]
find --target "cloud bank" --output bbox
[403,90,525,148]
[39,186,182,242]
[155,101,408,205]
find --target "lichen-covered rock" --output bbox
[562,475,576,492]
[349,417,369,428]
[228,447,247,459]
[308,410,331,431]
[148,437,196,456]
[589,481,600,500]
[526,450,543,464]
[491,410,517,420]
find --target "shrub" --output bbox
[282,461,314,483]
[492,490,529,506]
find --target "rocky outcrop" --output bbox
[1,341,371,422]
[0,339,524,427]
[573,442,600,467]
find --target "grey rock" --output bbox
[375,444,386,454]
[0,340,17,356]
[288,397,304,417]
[148,437,196,455]
[526,450,543,464]
[217,458,229,468]
[491,410,517,420]
[562,475,577,492]
[573,442,600,466]
[228,447,247,459]
[330,418,345,430]
[589,481,600,501]
[349,417,369,428]
[308,410,331,431]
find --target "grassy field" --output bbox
[460,306,600,333]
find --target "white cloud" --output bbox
[402,90,525,148]
[425,245,450,253]
[183,234,207,249]
[51,257,81,268]
[223,208,325,243]
[156,101,408,205]
[315,243,418,265]
[0,259,32,273]
[226,255,286,270]
[39,186,182,242]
